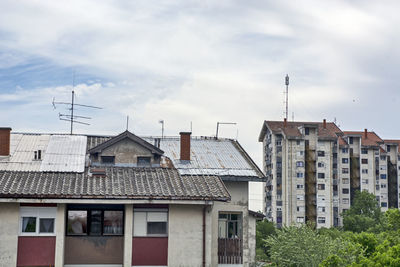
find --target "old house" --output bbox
[0,127,265,267]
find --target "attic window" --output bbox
[101,156,115,164]
[137,157,151,167]
[33,150,42,160]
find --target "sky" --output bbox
[1,0,400,211]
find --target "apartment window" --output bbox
[20,207,56,236]
[318,162,325,168]
[318,184,325,190]
[342,188,349,194]
[343,198,349,204]
[297,184,304,189]
[318,206,326,213]
[305,128,309,135]
[381,184,387,189]
[380,156,386,161]
[380,166,387,171]
[101,156,115,164]
[297,151,304,156]
[134,209,168,236]
[342,148,348,153]
[317,151,325,157]
[296,161,304,167]
[349,137,353,144]
[362,179,369,184]
[317,217,326,224]
[342,178,349,184]
[296,140,301,145]
[361,148,368,154]
[317,173,325,179]
[381,202,387,208]
[387,146,391,152]
[296,172,304,178]
[297,206,305,212]
[342,158,349,164]
[137,157,151,167]
[362,169,368,174]
[362,158,368,164]
[67,206,124,236]
[296,217,304,223]
[276,140,282,146]
[218,213,242,239]
[381,174,387,179]
[296,194,304,201]
[342,168,349,174]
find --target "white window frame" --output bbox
[19,207,56,236]
[133,208,168,237]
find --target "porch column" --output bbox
[55,203,66,267]
[124,204,133,267]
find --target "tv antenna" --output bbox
[52,90,102,134]
[159,120,164,139]
[216,122,237,139]
[284,74,289,120]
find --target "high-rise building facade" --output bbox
[259,119,400,228]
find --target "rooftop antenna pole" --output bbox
[52,71,102,134]
[285,74,289,120]
[126,115,129,131]
[216,122,237,139]
[159,120,164,139]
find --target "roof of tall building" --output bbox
[0,167,230,201]
[383,139,400,153]
[343,131,383,147]
[259,120,342,141]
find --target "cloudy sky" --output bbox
[1,0,400,210]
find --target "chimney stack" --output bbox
[364,129,368,139]
[323,119,326,129]
[284,118,287,127]
[0,127,11,156]
[180,132,191,161]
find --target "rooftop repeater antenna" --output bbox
[285,74,289,120]
[52,73,102,134]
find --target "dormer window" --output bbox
[137,157,151,167]
[101,156,115,164]
[33,150,42,160]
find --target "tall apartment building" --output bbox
[259,119,400,228]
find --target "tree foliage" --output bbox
[342,191,383,233]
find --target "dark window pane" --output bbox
[90,210,102,235]
[137,157,151,167]
[22,217,36,232]
[147,222,167,235]
[39,218,54,233]
[219,213,228,219]
[104,210,123,235]
[101,156,115,164]
[68,210,87,235]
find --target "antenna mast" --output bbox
[285,74,289,120]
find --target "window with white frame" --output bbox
[318,206,326,213]
[218,213,242,239]
[317,217,326,224]
[133,209,168,236]
[296,184,304,189]
[296,194,304,201]
[20,206,56,236]
[296,217,304,223]
[343,198,349,204]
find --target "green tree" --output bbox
[385,208,400,231]
[342,191,383,233]
[256,219,275,261]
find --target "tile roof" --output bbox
[0,167,230,201]
[338,136,348,147]
[259,120,342,141]
[343,131,383,147]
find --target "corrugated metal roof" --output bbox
[0,134,86,172]
[145,137,263,178]
[40,135,87,172]
[0,134,50,171]
[0,168,230,201]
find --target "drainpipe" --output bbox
[203,205,206,267]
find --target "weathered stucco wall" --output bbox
[100,139,159,165]
[168,204,212,267]
[248,215,257,264]
[0,203,19,267]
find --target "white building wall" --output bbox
[0,203,19,267]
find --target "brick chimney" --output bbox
[323,119,326,129]
[180,132,191,161]
[284,118,287,127]
[0,127,11,156]
[364,129,368,139]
